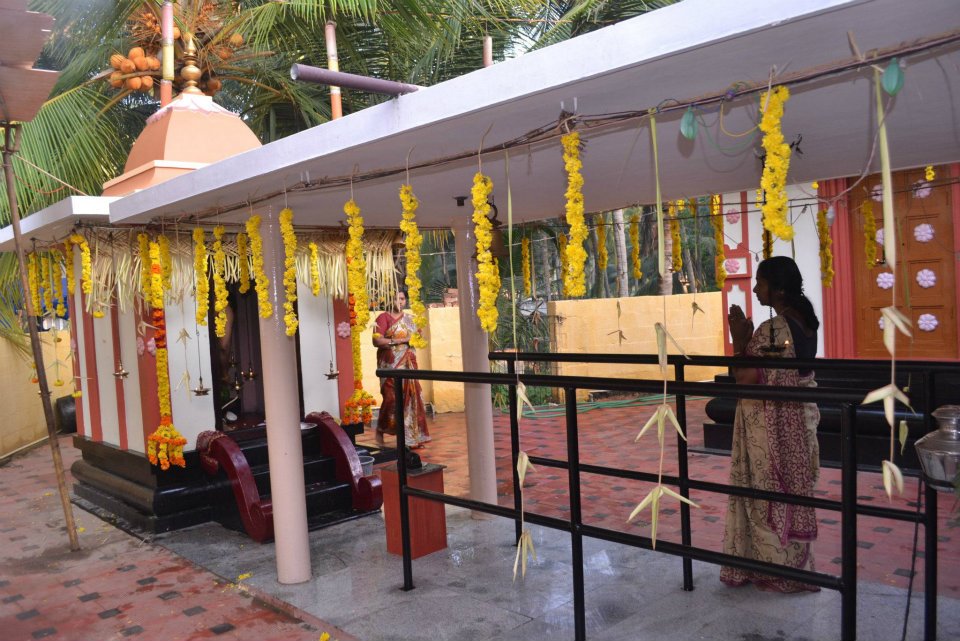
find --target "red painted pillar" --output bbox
[819,178,857,359]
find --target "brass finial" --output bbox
[180,33,203,95]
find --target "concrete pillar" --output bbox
[258,208,311,584]
[452,215,498,507]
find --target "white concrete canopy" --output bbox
[106,0,960,231]
[0,196,115,251]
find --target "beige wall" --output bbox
[0,332,73,458]
[360,293,725,413]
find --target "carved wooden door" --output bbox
[849,166,956,359]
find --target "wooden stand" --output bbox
[379,462,447,559]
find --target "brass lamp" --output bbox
[914,405,960,493]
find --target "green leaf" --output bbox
[881,58,904,96]
[680,106,697,140]
[898,420,909,456]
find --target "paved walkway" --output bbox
[2,397,958,640]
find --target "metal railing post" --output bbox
[395,376,413,591]
[840,403,857,641]
[565,387,586,641]
[508,359,522,543]
[675,361,694,591]
[921,371,937,641]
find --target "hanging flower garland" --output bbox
[472,172,500,333]
[344,198,375,425]
[63,241,75,298]
[236,232,251,295]
[560,132,587,297]
[596,215,608,275]
[762,228,773,260]
[193,228,209,325]
[212,226,229,338]
[66,233,92,296]
[669,201,683,273]
[521,236,532,297]
[279,208,299,337]
[138,232,151,298]
[245,215,273,319]
[862,200,877,268]
[925,165,935,182]
[52,252,66,318]
[817,209,834,287]
[710,195,726,289]
[309,241,320,296]
[399,185,427,349]
[159,234,172,293]
[27,252,41,314]
[145,239,187,471]
[630,213,642,281]
[41,254,53,316]
[758,86,794,241]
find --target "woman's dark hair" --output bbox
[756,256,820,331]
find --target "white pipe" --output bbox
[452,215,498,508]
[258,209,311,584]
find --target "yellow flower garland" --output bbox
[236,232,251,294]
[817,209,834,287]
[67,234,92,296]
[758,86,794,241]
[472,173,500,333]
[762,228,773,260]
[193,228,209,325]
[669,201,683,273]
[521,237,532,297]
[309,241,320,296]
[212,226,229,338]
[27,252,40,314]
[862,200,877,268]
[558,232,569,296]
[64,241,75,297]
[145,240,187,471]
[561,132,587,297]
[245,216,273,319]
[138,232,150,298]
[41,254,53,316]
[344,198,375,424]
[279,208,299,337]
[159,234,172,294]
[630,213,642,281]
[399,185,427,349]
[596,216,608,273]
[710,195,726,289]
[53,251,66,318]
[925,165,935,182]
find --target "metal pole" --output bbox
[289,64,420,96]
[565,388,585,641]
[923,482,937,641]
[839,403,857,641]
[323,21,343,119]
[508,359,522,543]
[160,1,174,106]
[482,35,493,68]
[675,362,693,590]
[2,123,80,551]
[396,375,414,590]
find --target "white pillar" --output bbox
[452,215,498,507]
[258,208,311,584]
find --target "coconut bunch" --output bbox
[103,1,248,97]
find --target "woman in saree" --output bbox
[721,256,821,593]
[373,290,430,448]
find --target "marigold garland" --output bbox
[27,252,40,314]
[630,213,642,281]
[64,241,75,297]
[817,209,834,287]
[344,198,375,424]
[145,240,187,471]
[41,254,53,316]
[52,251,66,317]
[710,195,726,289]
[521,236,532,297]
[309,241,320,296]
[138,232,151,298]
[862,200,877,268]
[67,234,92,296]
[212,226,229,338]
[236,232,251,294]
[758,86,794,241]
[472,173,500,333]
[560,132,587,297]
[193,228,209,325]
[558,232,569,296]
[399,185,427,349]
[925,165,935,182]
[596,216,608,273]
[669,201,683,273]
[279,208,299,337]
[159,234,172,293]
[245,215,273,319]
[762,228,773,260]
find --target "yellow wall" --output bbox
[360,293,725,412]
[0,332,73,458]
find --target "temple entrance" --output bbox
[209,284,267,430]
[849,166,958,359]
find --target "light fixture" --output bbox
[680,106,698,140]
[881,57,904,96]
[914,405,960,493]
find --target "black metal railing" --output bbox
[379,353,952,641]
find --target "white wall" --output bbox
[92,310,120,446]
[296,282,341,419]
[166,296,216,449]
[117,306,144,453]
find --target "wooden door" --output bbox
[850,166,957,359]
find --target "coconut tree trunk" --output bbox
[612,209,628,297]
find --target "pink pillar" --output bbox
[452,216,498,507]
[258,208,311,584]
